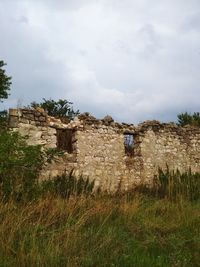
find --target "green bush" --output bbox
[0,110,8,128]
[0,124,94,201]
[0,128,44,202]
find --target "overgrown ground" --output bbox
[0,194,199,267]
[0,126,199,266]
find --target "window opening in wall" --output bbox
[56,129,75,153]
[124,133,134,156]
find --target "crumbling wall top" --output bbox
[135,120,200,136]
[9,108,200,137]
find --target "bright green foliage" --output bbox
[0,60,12,102]
[30,98,79,120]
[0,128,44,201]
[177,112,200,127]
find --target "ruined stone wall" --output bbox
[8,109,200,192]
[9,108,57,148]
[74,127,139,192]
[137,121,200,185]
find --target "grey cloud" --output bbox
[0,0,200,123]
[34,0,95,11]
[181,12,200,32]
[14,16,29,24]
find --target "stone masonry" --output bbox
[8,108,200,192]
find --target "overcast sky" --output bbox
[0,0,200,123]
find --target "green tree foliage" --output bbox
[177,112,200,127]
[0,60,12,102]
[0,60,11,125]
[0,110,7,127]
[0,128,44,202]
[30,98,79,120]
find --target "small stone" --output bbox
[102,115,114,123]
[24,113,35,120]
[20,118,29,124]
[30,121,36,125]
[38,116,46,122]
[35,112,41,117]
[35,107,45,113]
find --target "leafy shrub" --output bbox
[0,110,8,128]
[0,128,44,202]
[0,123,93,201]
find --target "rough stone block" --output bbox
[20,118,29,124]
[24,114,34,120]
[9,109,19,117]
[9,116,19,128]
[38,116,46,122]
[35,112,42,117]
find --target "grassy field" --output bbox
[0,194,199,267]
[0,124,199,266]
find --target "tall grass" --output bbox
[154,168,200,202]
[0,165,199,266]
[136,168,200,203]
[0,195,199,267]
[41,172,94,199]
[0,125,199,266]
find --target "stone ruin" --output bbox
[8,108,200,192]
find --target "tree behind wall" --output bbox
[177,112,200,127]
[30,98,79,121]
